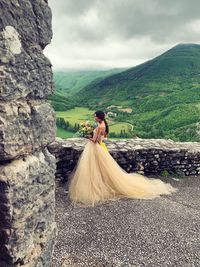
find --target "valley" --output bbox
[48,44,200,142]
[55,107,134,139]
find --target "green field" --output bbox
[109,122,132,134]
[56,127,130,140]
[56,107,133,139]
[56,107,94,124]
[56,127,75,138]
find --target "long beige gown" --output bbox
[68,127,178,207]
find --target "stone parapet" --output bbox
[48,137,200,185]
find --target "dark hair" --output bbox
[94,110,109,135]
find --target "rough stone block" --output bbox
[0,35,53,100]
[0,0,52,48]
[0,148,57,266]
[0,100,56,160]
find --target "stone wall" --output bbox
[0,1,57,266]
[48,137,200,186]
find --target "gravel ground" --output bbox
[51,175,200,267]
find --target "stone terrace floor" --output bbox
[51,175,200,267]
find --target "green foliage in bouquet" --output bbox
[73,121,97,138]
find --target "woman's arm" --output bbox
[89,127,101,143]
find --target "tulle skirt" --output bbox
[68,139,178,207]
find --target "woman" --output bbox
[68,110,178,207]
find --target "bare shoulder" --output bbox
[96,125,105,133]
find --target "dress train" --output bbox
[68,139,178,207]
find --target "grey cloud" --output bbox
[49,0,97,17]
[95,0,200,43]
[46,0,200,70]
[49,0,200,43]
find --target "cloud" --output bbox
[44,0,200,70]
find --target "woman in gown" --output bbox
[68,110,178,207]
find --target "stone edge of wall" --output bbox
[48,137,200,186]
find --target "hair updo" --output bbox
[94,110,109,135]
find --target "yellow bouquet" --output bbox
[73,120,97,138]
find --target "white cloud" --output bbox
[44,0,200,70]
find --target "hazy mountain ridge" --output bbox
[52,68,127,97]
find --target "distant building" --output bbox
[106,111,117,117]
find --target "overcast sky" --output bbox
[44,0,200,71]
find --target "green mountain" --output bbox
[47,68,127,111]
[70,43,200,141]
[52,68,127,97]
[47,92,75,111]
[72,44,200,106]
